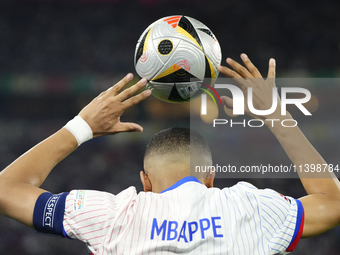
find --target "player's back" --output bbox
[63,176,302,255]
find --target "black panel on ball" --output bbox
[153,69,197,83]
[135,29,150,64]
[204,56,212,78]
[168,85,186,102]
[198,28,215,39]
[203,56,214,86]
[178,16,202,48]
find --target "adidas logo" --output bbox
[163,16,181,28]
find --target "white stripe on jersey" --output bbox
[63,177,302,255]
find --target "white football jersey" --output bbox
[63,176,303,255]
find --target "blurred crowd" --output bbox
[0,0,339,76]
[0,0,340,254]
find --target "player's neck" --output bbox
[150,171,192,193]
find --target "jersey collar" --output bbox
[160,176,202,194]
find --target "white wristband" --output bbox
[64,116,93,146]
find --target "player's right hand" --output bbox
[78,74,151,137]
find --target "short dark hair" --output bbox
[144,127,212,159]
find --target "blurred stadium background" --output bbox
[0,0,340,254]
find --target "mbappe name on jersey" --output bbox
[151,216,223,242]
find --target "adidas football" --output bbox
[134,15,222,103]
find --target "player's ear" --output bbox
[204,167,215,188]
[140,171,152,192]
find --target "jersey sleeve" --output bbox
[63,187,137,252]
[256,187,304,254]
[33,187,137,253]
[63,190,115,240]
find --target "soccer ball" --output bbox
[134,15,222,103]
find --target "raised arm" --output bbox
[218,54,340,238]
[0,74,150,228]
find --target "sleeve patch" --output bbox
[33,192,69,237]
[74,190,86,210]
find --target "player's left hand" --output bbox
[218,54,283,121]
[79,73,151,137]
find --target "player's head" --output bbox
[141,127,214,193]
